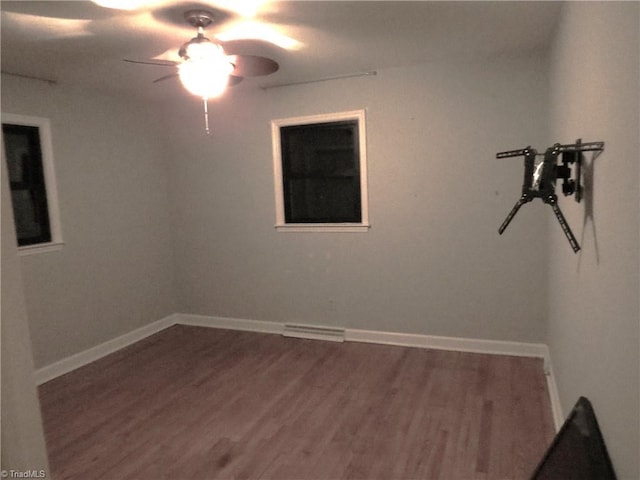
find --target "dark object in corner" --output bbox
[530,396,617,480]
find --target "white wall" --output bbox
[166,52,551,343]
[548,2,639,478]
[1,146,50,473]
[1,75,178,368]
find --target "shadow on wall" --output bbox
[578,152,603,267]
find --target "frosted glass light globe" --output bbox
[178,42,233,99]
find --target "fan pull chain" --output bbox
[203,97,211,135]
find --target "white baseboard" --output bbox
[34,314,178,385]
[177,313,284,334]
[345,328,549,358]
[35,311,564,430]
[176,314,550,357]
[542,349,565,431]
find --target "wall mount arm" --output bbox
[496,139,604,253]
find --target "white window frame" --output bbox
[2,113,63,255]
[271,109,370,233]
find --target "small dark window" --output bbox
[3,123,52,246]
[272,110,369,232]
[280,120,361,224]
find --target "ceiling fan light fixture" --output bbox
[178,56,233,99]
[177,37,233,98]
[182,39,224,63]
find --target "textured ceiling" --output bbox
[1,1,562,100]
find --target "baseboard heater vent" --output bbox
[283,324,346,342]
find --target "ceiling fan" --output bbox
[125,9,280,134]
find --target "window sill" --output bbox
[275,224,370,233]
[18,241,65,256]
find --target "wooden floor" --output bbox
[39,325,555,480]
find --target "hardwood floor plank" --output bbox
[39,325,554,479]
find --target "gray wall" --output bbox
[1,76,178,368]
[547,2,639,478]
[166,53,550,342]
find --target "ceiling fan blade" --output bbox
[228,55,279,77]
[124,59,178,67]
[152,73,178,84]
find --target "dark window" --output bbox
[280,120,361,223]
[3,123,52,246]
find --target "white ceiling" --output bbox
[1,1,562,100]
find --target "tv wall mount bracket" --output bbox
[497,139,604,253]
